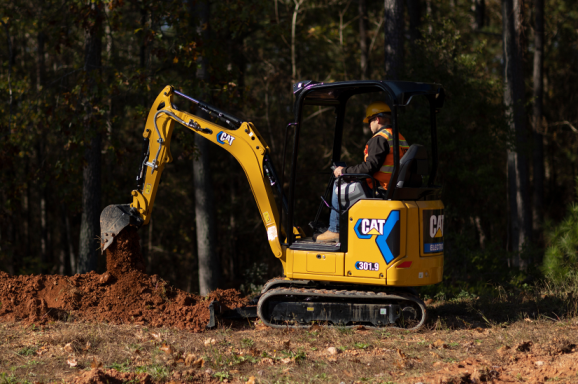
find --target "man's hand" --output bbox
[333,166,344,177]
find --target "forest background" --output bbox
[1,0,577,298]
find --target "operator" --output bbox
[316,101,409,243]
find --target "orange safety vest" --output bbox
[364,128,409,189]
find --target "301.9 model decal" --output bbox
[355,261,379,271]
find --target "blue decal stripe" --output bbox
[354,219,372,239]
[216,131,226,145]
[375,211,399,263]
[424,243,443,253]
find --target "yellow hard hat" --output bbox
[363,101,391,123]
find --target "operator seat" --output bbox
[395,144,428,188]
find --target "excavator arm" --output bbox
[100,85,286,260]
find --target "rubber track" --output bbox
[257,287,427,331]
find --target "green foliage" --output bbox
[240,337,254,348]
[134,364,169,380]
[543,179,578,282]
[108,359,132,372]
[213,372,230,382]
[16,347,36,357]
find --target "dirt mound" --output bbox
[0,231,248,332]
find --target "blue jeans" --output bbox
[329,181,340,233]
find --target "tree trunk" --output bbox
[384,0,404,80]
[37,30,49,274]
[61,204,75,275]
[193,0,221,295]
[407,0,421,48]
[358,0,369,79]
[472,0,485,30]
[532,0,544,246]
[78,0,102,273]
[502,0,531,267]
[291,0,305,82]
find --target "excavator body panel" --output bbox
[281,199,443,287]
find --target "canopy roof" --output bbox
[293,80,444,110]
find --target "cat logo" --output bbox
[216,131,236,146]
[429,214,444,238]
[358,219,387,236]
[423,209,444,253]
[354,211,400,264]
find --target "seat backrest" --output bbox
[396,144,428,188]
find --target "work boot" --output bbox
[316,230,339,243]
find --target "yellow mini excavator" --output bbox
[100,80,445,330]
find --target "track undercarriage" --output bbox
[255,278,427,331]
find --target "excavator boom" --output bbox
[100,86,286,263]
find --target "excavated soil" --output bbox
[0,230,248,332]
[71,368,218,384]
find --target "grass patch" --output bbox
[16,347,36,357]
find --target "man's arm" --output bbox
[334,136,389,177]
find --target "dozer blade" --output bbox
[100,204,143,252]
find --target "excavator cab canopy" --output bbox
[284,80,445,246]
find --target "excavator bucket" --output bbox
[99,204,143,252]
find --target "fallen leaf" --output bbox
[230,369,239,374]
[246,377,256,384]
[204,338,216,346]
[151,333,162,342]
[259,358,274,365]
[84,341,91,351]
[396,349,407,359]
[160,343,175,355]
[185,353,197,366]
[90,358,102,369]
[433,361,442,367]
[432,339,448,349]
[309,324,322,332]
[282,340,291,349]
[192,358,205,368]
[67,358,78,368]
[343,370,353,377]
[280,357,292,364]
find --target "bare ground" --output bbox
[1,315,577,384]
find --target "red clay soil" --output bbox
[406,339,578,384]
[71,367,218,384]
[0,230,248,332]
